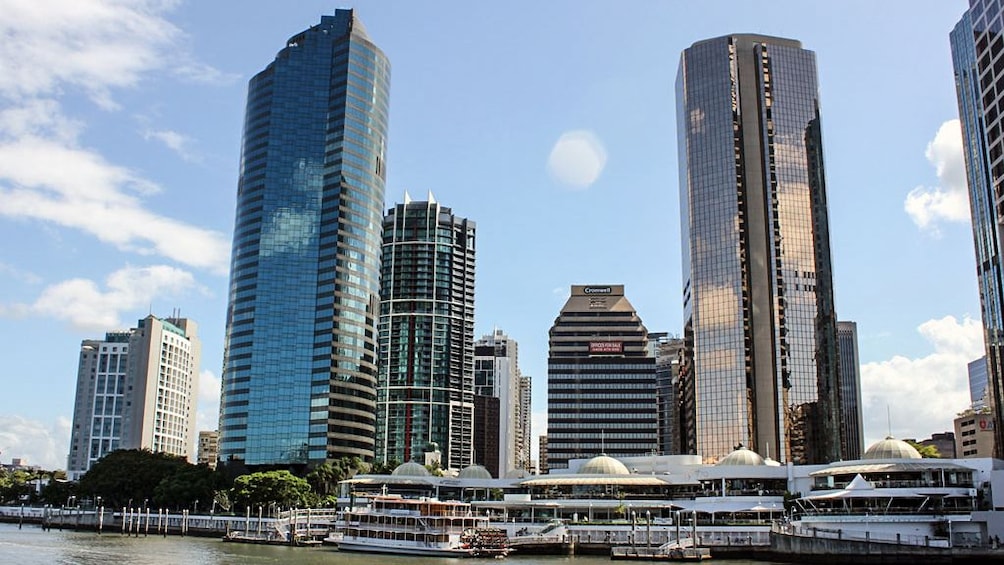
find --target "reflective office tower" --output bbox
[677,35,842,464]
[376,197,476,471]
[218,10,390,469]
[474,329,524,477]
[68,316,201,480]
[969,356,989,410]
[547,285,657,470]
[649,332,684,455]
[836,321,864,460]
[952,3,1004,457]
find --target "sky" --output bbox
[0,0,983,470]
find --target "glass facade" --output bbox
[952,4,1004,458]
[547,285,657,470]
[376,200,476,471]
[836,321,863,460]
[677,35,842,464]
[219,10,390,468]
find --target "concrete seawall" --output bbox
[768,530,1004,564]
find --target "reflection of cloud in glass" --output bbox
[260,208,317,256]
[689,108,705,134]
[547,130,607,189]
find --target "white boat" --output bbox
[335,495,509,558]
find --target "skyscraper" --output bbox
[474,329,523,477]
[218,10,390,469]
[952,3,1004,457]
[67,316,201,480]
[547,285,657,470]
[677,34,842,464]
[649,332,684,455]
[375,197,476,471]
[969,356,989,410]
[836,321,864,460]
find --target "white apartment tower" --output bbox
[474,329,524,476]
[67,315,201,479]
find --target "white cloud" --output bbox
[0,261,42,285]
[0,415,71,471]
[143,128,201,163]
[860,315,984,446]
[0,264,203,330]
[547,130,607,189]
[904,119,970,232]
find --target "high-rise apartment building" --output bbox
[677,35,842,464]
[198,430,220,470]
[953,1,1004,459]
[375,198,476,471]
[836,321,864,460]
[474,329,524,477]
[517,374,532,472]
[218,10,390,469]
[67,316,201,480]
[547,285,657,470]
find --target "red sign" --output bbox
[589,341,623,353]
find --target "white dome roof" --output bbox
[717,446,765,466]
[458,464,493,479]
[579,455,630,475]
[863,437,921,460]
[392,461,431,476]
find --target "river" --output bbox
[0,523,780,564]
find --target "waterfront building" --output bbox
[677,34,842,464]
[67,315,201,479]
[970,356,989,410]
[955,410,996,458]
[218,10,390,469]
[546,285,657,471]
[474,329,524,477]
[198,430,220,470]
[952,2,1004,458]
[836,321,864,460]
[649,332,684,455]
[375,197,476,471]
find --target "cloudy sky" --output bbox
[0,0,982,469]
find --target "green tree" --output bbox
[153,464,218,511]
[369,459,400,475]
[905,440,941,458]
[78,449,189,509]
[307,457,367,497]
[231,470,317,511]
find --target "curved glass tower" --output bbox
[219,10,390,468]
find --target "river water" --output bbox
[0,523,779,564]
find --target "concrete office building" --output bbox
[474,329,524,477]
[67,316,200,479]
[837,321,864,460]
[218,10,390,469]
[955,411,996,458]
[952,1,1004,458]
[376,197,476,471]
[677,34,842,464]
[547,285,657,471]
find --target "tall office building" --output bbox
[649,333,685,455]
[474,329,523,477]
[547,285,657,470]
[218,11,390,469]
[67,316,201,479]
[517,374,533,472]
[969,356,989,410]
[952,3,1004,458]
[677,34,842,464]
[375,198,476,471]
[836,321,864,460]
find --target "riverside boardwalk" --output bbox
[0,505,336,544]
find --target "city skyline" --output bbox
[0,1,984,469]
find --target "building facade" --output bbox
[677,34,842,464]
[375,198,476,471]
[198,431,220,470]
[474,329,523,477]
[517,374,532,472]
[649,332,684,455]
[546,285,657,471]
[218,10,390,469]
[836,321,864,460]
[952,2,1004,459]
[67,316,200,480]
[970,356,990,410]
[955,411,996,458]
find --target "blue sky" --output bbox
[0,0,983,469]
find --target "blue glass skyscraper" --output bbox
[219,10,390,468]
[952,3,1004,458]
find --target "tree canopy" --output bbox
[231,470,316,510]
[79,449,201,509]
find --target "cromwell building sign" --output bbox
[589,341,623,354]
